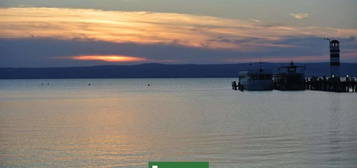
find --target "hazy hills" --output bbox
[1,63,356,79]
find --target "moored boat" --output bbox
[238,68,273,91]
[274,62,305,90]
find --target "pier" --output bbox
[232,39,357,93]
[233,76,357,92]
[305,76,357,92]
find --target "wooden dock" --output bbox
[305,76,357,92]
[232,76,357,92]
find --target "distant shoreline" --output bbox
[1,63,357,79]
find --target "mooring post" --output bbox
[232,81,238,90]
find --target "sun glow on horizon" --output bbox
[71,55,147,62]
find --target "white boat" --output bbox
[238,68,273,91]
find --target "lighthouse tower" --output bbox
[329,40,340,76]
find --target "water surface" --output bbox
[1,78,356,168]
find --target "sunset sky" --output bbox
[1,0,357,67]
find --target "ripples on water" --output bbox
[0,79,356,168]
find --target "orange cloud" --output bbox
[71,55,147,62]
[0,8,357,51]
[290,13,309,19]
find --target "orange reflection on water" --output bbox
[72,55,147,62]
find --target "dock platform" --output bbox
[232,76,357,93]
[305,76,357,92]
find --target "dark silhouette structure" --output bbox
[274,62,305,90]
[232,40,357,92]
[305,76,357,92]
[329,39,340,76]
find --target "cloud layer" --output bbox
[1,8,357,50]
[0,7,357,66]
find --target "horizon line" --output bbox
[1,62,357,69]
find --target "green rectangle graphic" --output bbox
[148,162,209,168]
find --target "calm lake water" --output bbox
[0,78,356,168]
